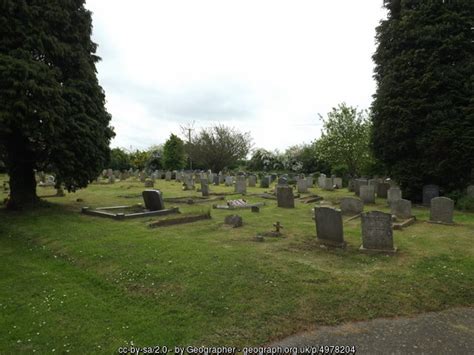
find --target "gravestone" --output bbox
[306,176,313,188]
[368,179,378,191]
[260,176,270,188]
[391,199,412,220]
[377,182,390,198]
[360,211,396,252]
[165,171,172,181]
[360,185,375,204]
[142,190,165,211]
[144,179,154,188]
[225,176,233,187]
[297,179,308,193]
[218,173,225,184]
[108,175,115,184]
[224,214,243,228]
[340,197,364,215]
[430,197,454,224]
[333,177,343,189]
[277,177,288,186]
[423,184,439,206]
[348,179,355,192]
[201,178,209,197]
[276,186,294,208]
[467,185,474,198]
[213,175,220,185]
[318,174,326,188]
[314,207,345,247]
[235,176,247,194]
[387,187,402,206]
[354,179,368,196]
[323,177,334,191]
[248,175,257,187]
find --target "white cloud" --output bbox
[86,0,387,151]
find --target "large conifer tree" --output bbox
[0,0,114,209]
[371,0,474,200]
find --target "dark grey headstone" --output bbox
[360,185,375,204]
[360,211,395,252]
[354,179,368,196]
[142,190,165,211]
[306,176,313,188]
[315,207,345,247]
[390,199,412,219]
[340,197,363,215]
[333,177,343,189]
[248,175,257,187]
[201,178,209,197]
[430,197,454,224]
[260,176,270,188]
[224,214,243,228]
[235,176,247,194]
[423,184,439,206]
[276,186,294,208]
[387,187,402,206]
[348,179,355,192]
[377,183,390,198]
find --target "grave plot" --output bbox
[213,199,265,210]
[391,199,417,230]
[163,196,225,204]
[299,195,323,204]
[81,190,179,220]
[149,211,211,228]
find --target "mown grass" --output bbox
[0,175,473,352]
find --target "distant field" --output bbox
[0,175,473,353]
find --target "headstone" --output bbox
[340,197,364,215]
[306,176,313,188]
[387,187,402,206]
[297,179,308,193]
[224,215,243,228]
[213,175,220,185]
[277,177,288,186]
[218,172,225,184]
[225,176,233,187]
[260,176,270,188]
[360,185,375,204]
[144,179,154,188]
[235,176,247,194]
[108,175,115,184]
[360,211,396,252]
[348,179,355,192]
[333,177,343,189]
[354,179,368,196]
[276,186,294,208]
[391,199,412,219]
[322,177,334,191]
[201,178,209,197]
[184,175,194,190]
[423,185,439,206]
[165,171,172,181]
[314,207,345,247]
[467,185,474,198]
[142,190,165,211]
[248,175,257,187]
[368,179,378,191]
[430,197,454,224]
[377,182,390,198]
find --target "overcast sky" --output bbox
[85,0,387,152]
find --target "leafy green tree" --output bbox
[0,1,114,209]
[372,0,474,199]
[190,125,252,172]
[146,145,163,171]
[128,149,150,171]
[162,134,185,170]
[317,103,373,177]
[109,148,131,171]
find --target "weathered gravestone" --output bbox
[276,186,294,208]
[348,179,355,192]
[333,177,343,189]
[218,173,225,184]
[429,197,454,224]
[235,176,247,194]
[322,177,334,191]
[360,211,396,253]
[200,179,209,197]
[248,175,257,187]
[108,175,115,184]
[314,207,345,247]
[377,182,390,198]
[225,176,233,187]
[213,175,220,185]
[165,171,172,181]
[354,179,368,196]
[260,176,270,188]
[224,214,243,228]
[297,179,308,193]
[467,185,474,198]
[423,184,439,206]
[340,197,364,215]
[318,174,326,188]
[306,176,313,188]
[387,187,402,206]
[360,185,375,204]
[391,199,412,220]
[142,190,165,211]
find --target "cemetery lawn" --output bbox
[0,176,473,353]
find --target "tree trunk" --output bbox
[5,132,39,210]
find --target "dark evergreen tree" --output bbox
[162,134,185,170]
[0,0,114,209]
[371,0,474,200]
